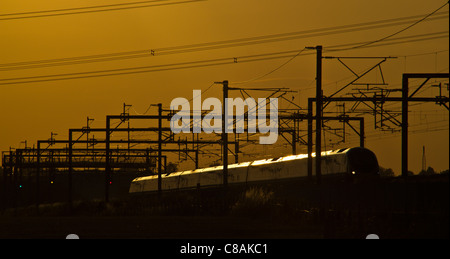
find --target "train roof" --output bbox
[131,147,352,182]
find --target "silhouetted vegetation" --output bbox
[165,162,178,174]
[231,187,275,217]
[379,166,395,177]
[419,166,436,175]
[379,165,449,177]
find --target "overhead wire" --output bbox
[323,31,448,53]
[154,13,448,54]
[325,0,449,51]
[0,0,207,21]
[1,31,448,86]
[2,30,448,86]
[1,2,448,86]
[0,50,310,85]
[0,11,447,71]
[231,48,307,85]
[0,0,178,17]
[322,111,448,147]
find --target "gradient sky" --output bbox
[0,0,448,174]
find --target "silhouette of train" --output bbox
[129,147,379,194]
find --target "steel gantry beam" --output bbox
[401,73,449,177]
[306,46,398,184]
[217,80,298,187]
[103,106,240,200]
[1,120,240,208]
[306,73,449,181]
[307,97,365,182]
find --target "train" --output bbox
[129,147,379,194]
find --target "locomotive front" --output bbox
[346,147,380,176]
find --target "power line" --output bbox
[1,31,447,86]
[153,13,448,54]
[324,31,448,52]
[0,11,447,71]
[326,0,450,51]
[0,55,297,85]
[0,0,175,17]
[0,0,207,21]
[0,31,446,74]
[397,49,449,58]
[231,48,307,85]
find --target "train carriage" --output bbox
[129,147,379,194]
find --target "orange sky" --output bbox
[0,0,448,174]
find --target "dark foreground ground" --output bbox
[1,174,448,239]
[1,212,448,239]
[0,215,324,239]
